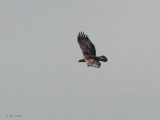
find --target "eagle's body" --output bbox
[77,32,107,68]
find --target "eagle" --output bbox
[78,32,108,68]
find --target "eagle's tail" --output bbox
[97,56,108,62]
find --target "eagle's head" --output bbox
[78,59,85,62]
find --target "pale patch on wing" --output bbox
[87,60,101,68]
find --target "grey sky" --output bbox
[0,0,160,120]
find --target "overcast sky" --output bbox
[0,0,160,120]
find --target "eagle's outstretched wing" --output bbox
[77,32,96,56]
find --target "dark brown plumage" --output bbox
[77,32,107,68]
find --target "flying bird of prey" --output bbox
[77,32,108,68]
